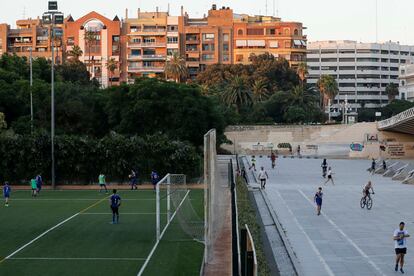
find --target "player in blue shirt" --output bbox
[3,182,11,207]
[151,170,159,191]
[109,189,121,224]
[35,173,43,194]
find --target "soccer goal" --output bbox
[155,173,204,242]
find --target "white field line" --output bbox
[274,189,335,276]
[0,197,108,263]
[9,257,146,261]
[12,198,156,201]
[81,212,167,215]
[136,190,191,276]
[298,189,387,276]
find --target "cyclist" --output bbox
[363,181,375,200]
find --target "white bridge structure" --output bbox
[377,107,414,135]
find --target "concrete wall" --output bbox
[224,122,414,159]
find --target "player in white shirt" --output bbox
[257,167,269,189]
[323,167,335,185]
[393,222,410,273]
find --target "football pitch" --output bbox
[0,189,204,276]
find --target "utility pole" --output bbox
[43,1,63,189]
[29,47,33,134]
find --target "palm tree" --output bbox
[296,62,308,86]
[251,78,270,103]
[68,45,83,62]
[386,83,399,102]
[106,58,118,87]
[84,30,97,78]
[222,75,252,112]
[317,75,339,109]
[164,52,188,83]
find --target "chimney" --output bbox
[156,6,159,17]
[212,4,217,10]
[138,8,140,18]
[125,8,128,20]
[181,6,184,16]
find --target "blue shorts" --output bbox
[316,199,322,206]
[4,193,10,198]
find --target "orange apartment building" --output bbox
[0,17,64,62]
[181,5,233,80]
[65,11,121,87]
[233,14,307,67]
[121,8,180,83]
[0,4,307,84]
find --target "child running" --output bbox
[30,178,37,197]
[3,182,11,207]
[98,173,108,193]
[324,167,335,185]
[249,156,256,171]
[314,187,323,216]
[258,166,269,189]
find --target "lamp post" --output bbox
[29,47,33,134]
[43,1,63,189]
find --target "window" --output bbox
[237,29,243,36]
[202,33,215,41]
[223,54,230,62]
[143,38,155,43]
[223,43,229,51]
[267,28,276,35]
[339,58,355,62]
[202,43,215,51]
[294,29,299,36]
[389,59,399,63]
[167,37,178,43]
[306,58,319,62]
[223,34,229,42]
[131,49,141,56]
[247,28,264,35]
[202,54,214,61]
[67,37,75,46]
[112,35,120,42]
[321,58,337,62]
[167,48,178,56]
[339,66,355,70]
[339,49,355,54]
[131,38,141,43]
[168,25,178,32]
[284,28,290,35]
[321,49,336,54]
[130,26,140,32]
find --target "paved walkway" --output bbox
[253,156,414,276]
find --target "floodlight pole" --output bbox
[29,47,33,134]
[156,182,160,240]
[43,1,63,189]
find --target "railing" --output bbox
[128,42,166,47]
[141,54,166,59]
[128,66,164,72]
[377,107,414,129]
[230,159,241,276]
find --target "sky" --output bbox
[1,0,413,45]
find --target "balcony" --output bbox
[8,28,33,36]
[128,42,166,48]
[128,55,141,60]
[131,29,167,36]
[141,55,166,60]
[186,39,200,44]
[128,66,164,73]
[187,61,200,67]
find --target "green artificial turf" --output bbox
[0,189,204,276]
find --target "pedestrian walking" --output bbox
[249,156,256,171]
[321,159,328,178]
[370,158,376,174]
[314,187,323,216]
[394,222,410,273]
[323,167,335,185]
[258,166,269,189]
[383,160,387,171]
[271,152,276,169]
[297,145,301,157]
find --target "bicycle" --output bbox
[360,192,374,210]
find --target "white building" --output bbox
[307,40,414,112]
[399,64,414,102]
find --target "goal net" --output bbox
[156,174,204,243]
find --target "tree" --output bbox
[317,75,338,109]
[84,31,97,78]
[386,83,399,102]
[0,112,6,131]
[222,75,252,113]
[251,78,270,103]
[106,58,118,87]
[68,45,83,62]
[296,62,308,86]
[164,52,188,83]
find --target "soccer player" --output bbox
[109,189,121,224]
[323,167,335,185]
[129,169,138,190]
[31,178,37,197]
[35,173,43,194]
[151,170,159,191]
[3,182,11,207]
[98,173,108,193]
[394,222,410,273]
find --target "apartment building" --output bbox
[65,11,121,87]
[182,5,233,80]
[233,14,306,67]
[399,64,414,102]
[0,17,64,61]
[121,9,180,83]
[307,41,414,110]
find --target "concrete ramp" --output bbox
[374,160,393,174]
[402,171,414,184]
[392,163,414,181]
[383,162,405,177]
